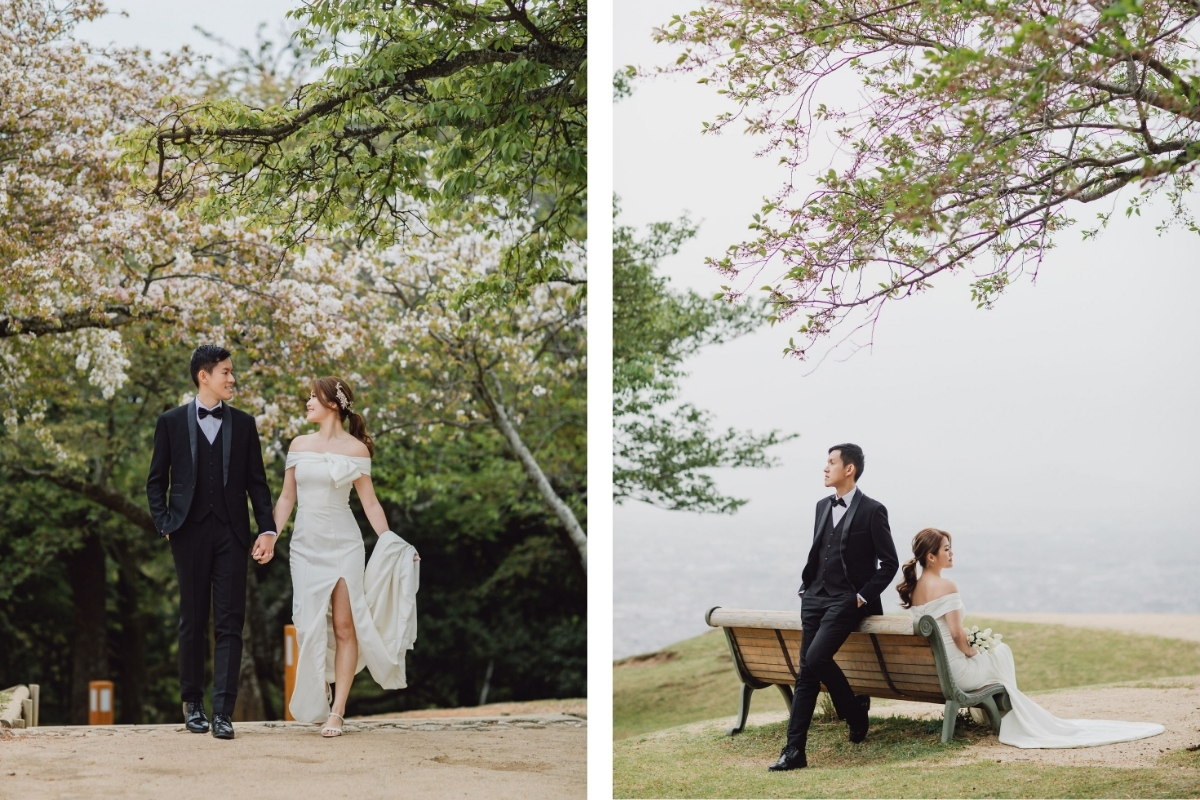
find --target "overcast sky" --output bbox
[614,0,1200,653]
[78,0,297,58]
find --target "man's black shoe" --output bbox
[211,713,235,740]
[767,746,807,771]
[848,694,870,743]
[183,701,209,734]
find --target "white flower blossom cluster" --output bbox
[964,625,1002,653]
[65,329,131,399]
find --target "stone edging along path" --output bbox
[6,712,587,738]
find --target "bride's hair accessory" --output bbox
[895,527,952,609]
[335,382,354,412]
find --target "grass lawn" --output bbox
[613,715,1200,798]
[614,616,1200,740]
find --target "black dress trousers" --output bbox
[169,514,247,716]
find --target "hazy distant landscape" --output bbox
[614,523,1199,659]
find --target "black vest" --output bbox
[810,510,852,596]
[187,427,230,525]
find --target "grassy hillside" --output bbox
[614,616,1200,740]
[614,714,1200,798]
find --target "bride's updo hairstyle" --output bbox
[311,376,375,457]
[896,528,951,609]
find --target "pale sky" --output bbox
[614,0,1200,654]
[78,0,299,59]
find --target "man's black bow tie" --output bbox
[830,496,846,507]
[198,404,224,420]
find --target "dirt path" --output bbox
[871,676,1200,768]
[0,713,586,799]
[713,677,1200,770]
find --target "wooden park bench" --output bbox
[706,607,1011,743]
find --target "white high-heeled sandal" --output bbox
[321,712,344,738]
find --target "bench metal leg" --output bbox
[728,683,754,736]
[775,683,794,713]
[979,695,1003,735]
[941,700,960,743]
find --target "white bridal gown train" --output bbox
[908,593,1164,748]
[287,451,419,723]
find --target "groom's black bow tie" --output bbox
[198,404,224,420]
[830,496,846,507]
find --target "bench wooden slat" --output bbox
[710,609,916,635]
[743,669,796,684]
[836,668,943,689]
[709,607,1012,744]
[830,662,940,690]
[734,640,938,666]
[731,627,801,641]
[740,657,794,674]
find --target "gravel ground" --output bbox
[0,713,586,799]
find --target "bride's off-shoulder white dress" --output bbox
[286,451,419,723]
[909,593,1164,748]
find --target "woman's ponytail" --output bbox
[896,559,920,609]
[895,528,952,609]
[346,410,375,457]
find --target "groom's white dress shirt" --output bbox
[831,486,857,527]
[196,399,276,539]
[832,487,867,607]
[196,399,222,444]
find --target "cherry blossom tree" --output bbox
[654,0,1200,357]
[341,218,587,571]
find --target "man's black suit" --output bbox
[786,489,899,753]
[146,400,275,715]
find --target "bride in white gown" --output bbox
[254,376,420,736]
[898,528,1164,749]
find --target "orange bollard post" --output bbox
[88,680,113,725]
[283,624,298,721]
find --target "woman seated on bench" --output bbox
[900,528,1165,749]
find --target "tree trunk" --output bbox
[112,541,146,725]
[478,371,587,573]
[66,531,108,725]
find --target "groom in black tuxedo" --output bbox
[770,443,900,771]
[146,346,277,740]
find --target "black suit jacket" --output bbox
[145,400,275,548]
[798,490,900,616]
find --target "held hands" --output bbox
[251,534,276,564]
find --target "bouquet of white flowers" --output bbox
[964,625,1002,653]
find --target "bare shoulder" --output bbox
[321,434,370,458]
[288,433,315,453]
[913,574,957,605]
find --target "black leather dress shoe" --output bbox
[183,701,209,734]
[848,694,870,743]
[211,713,235,740]
[768,746,807,771]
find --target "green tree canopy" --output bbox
[126,0,586,291]
[655,0,1200,357]
[613,202,792,513]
